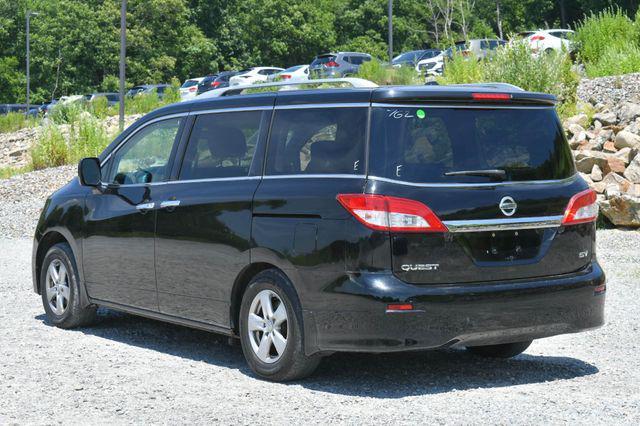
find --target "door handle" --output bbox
[160,200,181,209]
[136,202,155,213]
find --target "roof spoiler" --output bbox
[194,78,378,100]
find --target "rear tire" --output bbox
[239,269,321,381]
[466,340,532,358]
[40,243,96,329]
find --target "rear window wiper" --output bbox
[444,169,507,181]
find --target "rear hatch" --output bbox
[366,98,595,285]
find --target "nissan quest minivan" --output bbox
[33,83,606,381]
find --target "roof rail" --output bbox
[450,82,525,92]
[193,78,378,100]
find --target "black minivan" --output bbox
[33,84,606,381]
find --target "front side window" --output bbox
[369,107,574,183]
[265,108,367,175]
[179,111,263,180]
[109,118,182,185]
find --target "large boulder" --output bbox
[600,195,640,227]
[602,172,632,197]
[574,150,610,173]
[617,102,640,124]
[615,130,640,150]
[624,155,640,183]
[592,111,617,126]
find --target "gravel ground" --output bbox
[1,230,639,424]
[0,166,76,239]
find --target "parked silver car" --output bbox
[309,52,372,78]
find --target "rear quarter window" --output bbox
[369,107,575,183]
[265,107,367,175]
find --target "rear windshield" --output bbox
[369,107,574,183]
[181,80,200,88]
[311,55,337,65]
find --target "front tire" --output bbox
[239,269,321,381]
[466,340,532,358]
[40,243,96,329]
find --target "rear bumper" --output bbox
[303,261,605,354]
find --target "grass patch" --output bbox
[0,112,39,133]
[30,125,69,170]
[0,165,32,179]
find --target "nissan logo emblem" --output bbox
[499,196,517,216]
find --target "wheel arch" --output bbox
[230,262,284,334]
[34,228,91,307]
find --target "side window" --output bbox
[265,108,367,175]
[350,56,364,65]
[179,111,263,180]
[108,118,182,185]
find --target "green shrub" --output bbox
[437,51,483,85]
[438,44,579,116]
[69,116,110,162]
[87,95,110,119]
[583,41,640,77]
[0,112,39,133]
[574,8,640,78]
[125,92,163,115]
[356,60,421,85]
[30,125,69,170]
[574,8,639,65]
[49,102,85,125]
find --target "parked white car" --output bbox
[268,65,309,82]
[179,77,205,101]
[525,29,575,54]
[229,67,285,86]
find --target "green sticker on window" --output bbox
[416,109,426,119]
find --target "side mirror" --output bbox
[78,157,101,186]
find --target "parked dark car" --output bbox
[392,49,441,67]
[309,52,372,78]
[197,71,238,95]
[0,103,39,116]
[33,84,605,381]
[126,84,170,99]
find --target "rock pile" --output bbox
[565,101,640,226]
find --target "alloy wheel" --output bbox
[45,259,70,315]
[247,289,288,364]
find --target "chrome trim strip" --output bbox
[274,103,369,110]
[160,200,181,208]
[371,103,554,110]
[165,176,261,184]
[100,112,189,167]
[443,215,564,233]
[263,174,366,180]
[189,106,273,116]
[368,174,577,188]
[135,202,155,211]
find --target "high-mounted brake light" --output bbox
[562,189,598,225]
[337,194,448,233]
[386,303,414,312]
[471,93,512,101]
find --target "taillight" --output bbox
[562,189,598,225]
[531,35,545,41]
[325,61,339,67]
[212,81,221,87]
[281,74,291,79]
[189,86,196,92]
[472,92,512,101]
[336,194,448,233]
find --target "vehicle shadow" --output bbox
[36,309,599,398]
